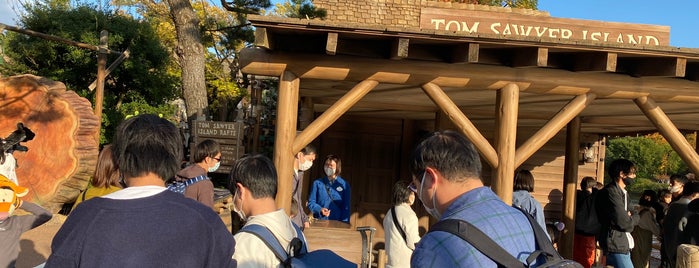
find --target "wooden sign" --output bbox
[420,8,670,46]
[192,121,245,174]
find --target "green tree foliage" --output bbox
[605,134,690,183]
[0,1,178,143]
[269,0,326,19]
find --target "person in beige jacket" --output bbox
[383,180,421,268]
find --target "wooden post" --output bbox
[493,83,518,204]
[292,79,378,153]
[560,117,580,259]
[94,30,108,142]
[515,93,596,168]
[635,96,699,173]
[421,82,498,169]
[275,71,300,213]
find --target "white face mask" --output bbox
[299,156,313,171]
[670,185,682,193]
[208,161,220,173]
[418,172,441,219]
[324,167,335,177]
[232,189,247,221]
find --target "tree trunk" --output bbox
[0,75,99,213]
[166,0,208,121]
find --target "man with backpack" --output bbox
[409,131,540,267]
[229,154,354,268]
[230,154,302,267]
[573,176,600,268]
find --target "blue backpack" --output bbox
[166,175,208,194]
[240,223,356,268]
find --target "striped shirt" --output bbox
[411,186,537,267]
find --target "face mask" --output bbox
[208,161,220,173]
[622,173,636,186]
[324,167,335,177]
[418,172,441,219]
[231,189,247,221]
[299,156,313,171]
[670,185,682,193]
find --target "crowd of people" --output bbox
[569,160,699,268]
[7,114,699,268]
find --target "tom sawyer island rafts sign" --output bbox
[420,8,670,46]
[192,121,244,174]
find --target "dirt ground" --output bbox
[15,214,65,268]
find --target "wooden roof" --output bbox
[240,14,699,135]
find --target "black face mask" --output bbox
[623,177,634,186]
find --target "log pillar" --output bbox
[274,71,300,213]
[560,117,581,259]
[493,83,519,204]
[292,80,378,153]
[421,82,498,169]
[635,96,699,174]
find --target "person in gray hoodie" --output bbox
[512,169,548,239]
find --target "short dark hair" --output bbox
[325,154,342,176]
[193,139,220,163]
[228,154,277,199]
[409,130,482,182]
[91,145,120,188]
[639,189,658,207]
[300,144,316,156]
[392,180,413,206]
[607,159,635,180]
[670,174,689,185]
[513,169,534,192]
[112,114,182,182]
[580,176,596,190]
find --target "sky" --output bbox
[1,0,697,48]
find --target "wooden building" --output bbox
[238,1,699,258]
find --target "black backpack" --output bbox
[429,207,583,268]
[575,190,600,236]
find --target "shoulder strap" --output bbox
[184,175,208,186]
[429,219,525,268]
[390,207,408,243]
[511,206,562,264]
[240,224,291,265]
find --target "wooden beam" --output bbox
[238,49,699,101]
[314,97,435,112]
[634,96,699,173]
[421,82,498,168]
[274,71,299,212]
[254,27,272,49]
[619,57,687,77]
[512,47,548,67]
[560,116,581,259]
[94,30,108,142]
[493,83,519,204]
[326,32,338,55]
[390,38,409,60]
[551,52,617,72]
[515,93,597,167]
[293,80,379,153]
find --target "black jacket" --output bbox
[595,182,638,253]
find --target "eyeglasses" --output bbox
[407,182,417,193]
[212,157,221,162]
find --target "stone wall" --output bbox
[313,0,549,28]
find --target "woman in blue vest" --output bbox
[308,154,351,223]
